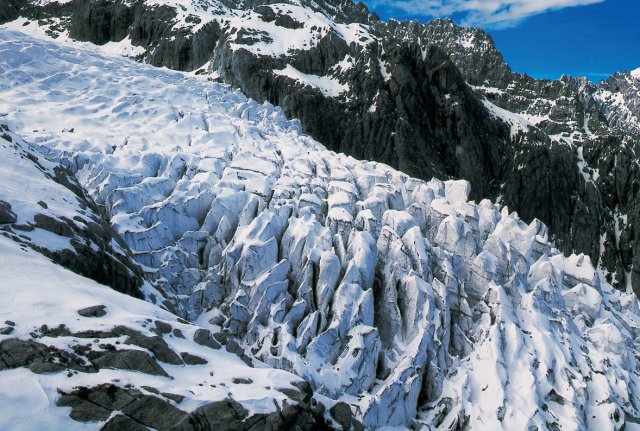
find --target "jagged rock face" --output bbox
[596,71,640,134]
[0,0,24,23]
[581,134,640,292]
[213,31,513,203]
[417,19,640,293]
[416,19,640,136]
[3,0,640,295]
[2,31,640,430]
[384,18,513,88]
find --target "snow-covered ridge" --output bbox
[1,30,640,430]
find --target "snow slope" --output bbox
[1,29,640,429]
[0,236,307,430]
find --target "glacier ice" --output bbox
[0,30,639,430]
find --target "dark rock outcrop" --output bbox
[193,328,221,350]
[0,338,96,374]
[0,200,17,224]
[88,349,169,376]
[102,413,149,431]
[329,402,365,431]
[36,323,184,369]
[77,305,108,317]
[180,352,208,365]
[0,0,25,23]
[58,384,331,430]
[174,397,328,431]
[125,334,184,365]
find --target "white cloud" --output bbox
[370,0,606,28]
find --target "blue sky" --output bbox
[363,0,640,82]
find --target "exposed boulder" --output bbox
[193,328,221,350]
[180,352,208,365]
[88,349,169,376]
[77,305,107,317]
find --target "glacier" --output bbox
[0,29,640,430]
[3,0,640,298]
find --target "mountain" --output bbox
[2,0,639,298]
[1,29,640,430]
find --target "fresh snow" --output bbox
[97,37,147,57]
